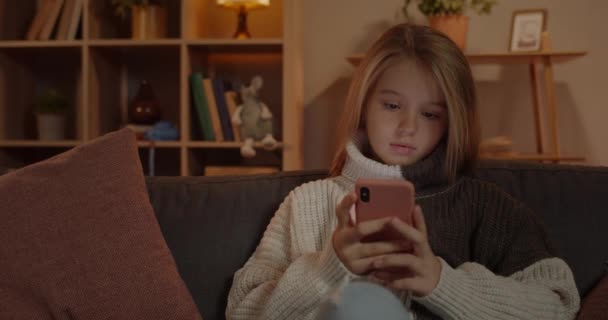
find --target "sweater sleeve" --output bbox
[413,257,580,319]
[225,187,357,320]
[413,183,580,319]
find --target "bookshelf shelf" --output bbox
[186,141,285,149]
[0,40,84,48]
[186,39,283,46]
[88,39,183,47]
[0,0,303,176]
[0,140,81,148]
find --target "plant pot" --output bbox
[36,113,66,140]
[131,5,167,39]
[428,15,469,50]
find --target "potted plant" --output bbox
[34,89,69,141]
[403,0,498,50]
[110,0,167,39]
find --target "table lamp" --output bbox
[217,0,270,39]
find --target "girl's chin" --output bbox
[379,154,418,166]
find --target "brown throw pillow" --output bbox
[0,129,202,320]
[577,273,608,320]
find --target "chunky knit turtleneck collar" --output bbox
[340,135,451,195]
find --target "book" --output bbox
[202,78,224,142]
[212,79,235,141]
[66,0,83,40]
[224,90,242,142]
[204,166,279,176]
[189,73,215,141]
[39,0,65,40]
[55,0,75,40]
[25,0,53,40]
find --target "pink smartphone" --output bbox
[355,178,415,242]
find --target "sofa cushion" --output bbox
[0,129,202,320]
[145,171,327,320]
[577,272,608,319]
[475,161,608,296]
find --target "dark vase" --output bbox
[129,80,161,125]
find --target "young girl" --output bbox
[226,23,580,320]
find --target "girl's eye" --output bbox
[383,102,400,110]
[422,111,440,120]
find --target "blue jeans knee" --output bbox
[318,280,412,320]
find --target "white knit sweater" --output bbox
[225,141,580,319]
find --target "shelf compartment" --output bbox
[184,0,283,39]
[0,46,82,140]
[186,45,283,142]
[138,147,181,176]
[87,1,182,40]
[187,147,281,176]
[0,146,73,172]
[87,45,181,138]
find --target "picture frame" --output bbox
[509,9,548,52]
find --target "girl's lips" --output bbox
[390,143,416,155]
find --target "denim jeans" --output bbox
[318,280,413,320]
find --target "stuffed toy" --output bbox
[231,76,278,158]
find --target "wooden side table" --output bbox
[467,51,587,162]
[347,51,587,162]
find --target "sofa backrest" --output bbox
[145,162,608,320]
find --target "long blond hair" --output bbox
[329,23,480,180]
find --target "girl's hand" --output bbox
[332,192,410,275]
[371,206,442,297]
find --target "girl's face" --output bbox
[364,59,448,166]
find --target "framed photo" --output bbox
[509,9,548,52]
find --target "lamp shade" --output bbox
[217,0,269,10]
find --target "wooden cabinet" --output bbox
[0,0,303,175]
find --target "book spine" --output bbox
[190,73,215,141]
[39,0,65,40]
[202,78,224,142]
[212,79,235,141]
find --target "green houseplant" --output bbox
[34,89,69,140]
[403,0,498,49]
[110,0,167,39]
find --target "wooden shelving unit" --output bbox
[0,0,304,176]
[348,51,587,163]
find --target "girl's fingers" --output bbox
[412,205,428,238]
[348,256,378,275]
[389,277,425,294]
[354,217,394,239]
[336,192,357,228]
[373,253,421,272]
[388,217,424,246]
[346,241,409,259]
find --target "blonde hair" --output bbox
[329,23,480,180]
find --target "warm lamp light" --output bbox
[217,0,270,39]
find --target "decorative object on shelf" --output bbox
[111,0,167,39]
[403,0,498,50]
[509,9,547,52]
[479,136,514,157]
[231,76,277,158]
[217,0,270,39]
[144,121,179,141]
[129,80,161,125]
[125,123,153,140]
[34,89,69,141]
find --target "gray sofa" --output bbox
[145,161,608,320]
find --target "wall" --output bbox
[301,0,608,169]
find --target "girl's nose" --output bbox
[397,114,417,136]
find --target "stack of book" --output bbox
[26,0,83,41]
[190,73,242,142]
